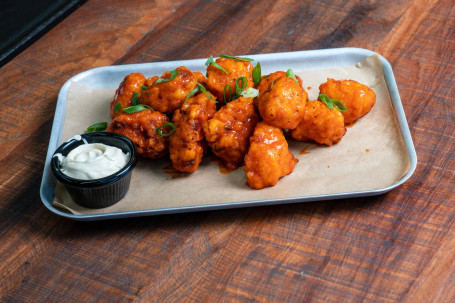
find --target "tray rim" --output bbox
[40,47,418,221]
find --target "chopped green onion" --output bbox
[241,87,259,98]
[252,62,262,86]
[205,55,228,74]
[131,91,139,105]
[320,94,334,110]
[235,77,248,97]
[197,83,217,103]
[332,100,347,112]
[183,86,199,105]
[319,94,347,112]
[114,101,121,113]
[156,122,176,137]
[223,84,232,103]
[219,54,254,62]
[155,70,179,83]
[123,104,154,114]
[286,68,299,84]
[141,85,148,90]
[270,80,276,89]
[86,122,108,133]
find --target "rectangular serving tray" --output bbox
[40,48,417,221]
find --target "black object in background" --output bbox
[0,0,87,67]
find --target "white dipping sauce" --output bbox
[56,143,129,180]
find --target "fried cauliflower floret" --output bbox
[319,78,376,125]
[257,76,308,129]
[291,100,346,146]
[169,92,217,173]
[243,122,298,189]
[203,97,259,170]
[110,73,146,119]
[140,66,200,113]
[206,57,254,102]
[108,110,169,158]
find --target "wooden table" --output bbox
[1,0,454,301]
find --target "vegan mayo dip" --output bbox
[55,143,130,180]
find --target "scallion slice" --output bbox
[131,91,139,105]
[156,122,176,137]
[183,86,199,105]
[86,122,108,133]
[123,104,154,114]
[332,99,347,112]
[205,55,228,74]
[223,84,232,103]
[219,54,254,62]
[235,77,248,97]
[155,70,179,83]
[319,94,347,112]
[241,87,259,98]
[114,101,121,113]
[141,85,148,90]
[252,62,261,86]
[197,83,217,103]
[286,68,299,84]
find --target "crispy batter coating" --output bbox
[256,71,303,92]
[206,57,254,102]
[169,92,217,173]
[110,73,146,119]
[203,97,259,170]
[291,100,346,146]
[243,122,298,189]
[144,76,159,88]
[193,72,208,85]
[257,76,308,129]
[319,78,376,125]
[140,66,199,113]
[108,109,169,159]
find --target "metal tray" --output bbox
[40,48,417,221]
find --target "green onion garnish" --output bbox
[183,86,199,105]
[223,84,232,103]
[123,104,154,114]
[114,101,121,113]
[205,55,228,74]
[241,87,259,98]
[332,100,347,111]
[141,85,148,90]
[131,91,139,105]
[86,122,108,133]
[286,68,299,84]
[270,80,276,89]
[156,122,176,137]
[235,77,248,97]
[219,54,254,62]
[319,94,347,112]
[155,70,179,83]
[252,62,261,86]
[197,83,217,103]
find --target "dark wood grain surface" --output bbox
[1,0,454,301]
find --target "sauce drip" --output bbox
[299,144,311,155]
[162,164,183,179]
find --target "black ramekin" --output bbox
[51,132,137,209]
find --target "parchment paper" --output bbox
[53,55,411,215]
